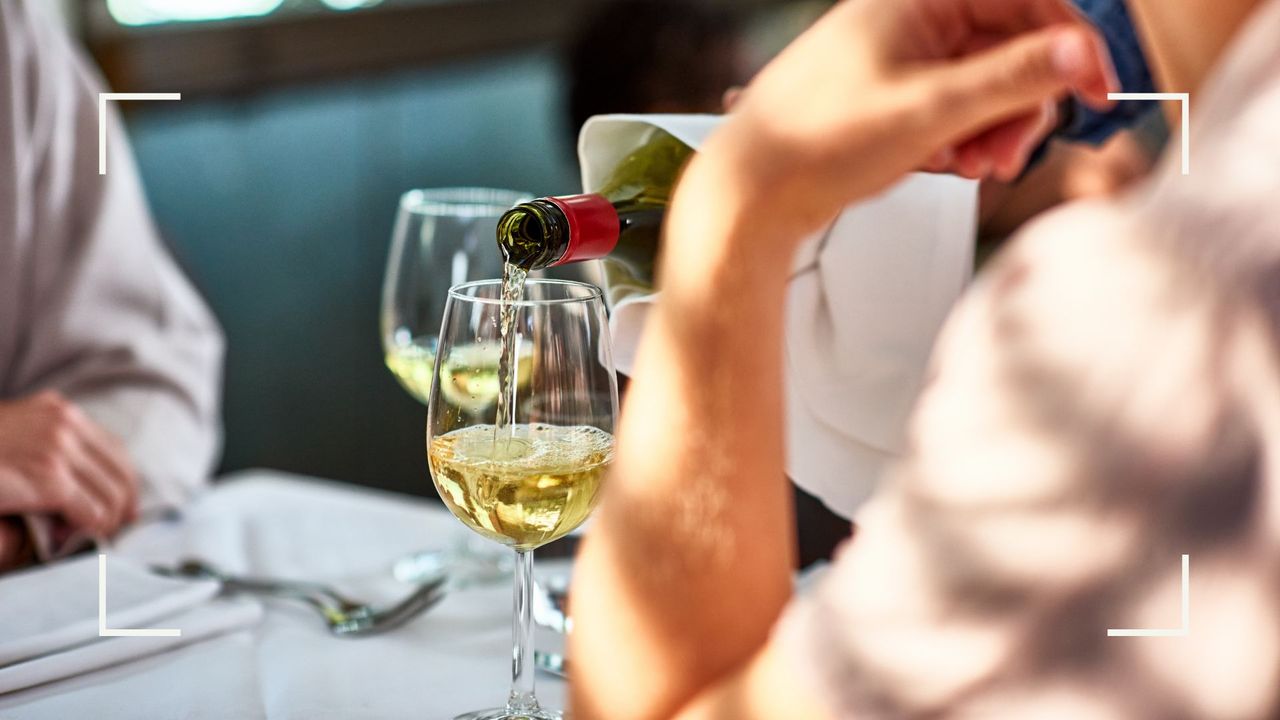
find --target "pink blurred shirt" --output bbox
[0,1,223,518]
[781,0,1280,716]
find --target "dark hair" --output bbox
[565,0,742,145]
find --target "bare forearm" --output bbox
[571,151,801,720]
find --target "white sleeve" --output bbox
[1,0,224,512]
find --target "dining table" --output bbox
[0,470,568,719]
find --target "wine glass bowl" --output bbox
[381,188,531,405]
[429,421,612,551]
[427,278,618,720]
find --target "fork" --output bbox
[152,559,448,637]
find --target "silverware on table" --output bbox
[152,559,448,637]
[327,578,447,637]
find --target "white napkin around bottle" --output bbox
[0,554,262,694]
[581,114,978,519]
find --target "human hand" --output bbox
[705,0,1118,239]
[0,392,138,540]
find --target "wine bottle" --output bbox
[496,128,694,282]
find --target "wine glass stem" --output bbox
[508,548,539,714]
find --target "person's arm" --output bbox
[2,0,223,515]
[571,139,801,720]
[570,1,1117,717]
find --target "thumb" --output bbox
[926,26,1109,148]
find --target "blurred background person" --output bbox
[0,0,223,572]
[566,0,747,147]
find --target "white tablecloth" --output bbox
[0,470,567,719]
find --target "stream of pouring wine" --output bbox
[493,263,528,449]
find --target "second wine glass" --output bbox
[381,188,531,405]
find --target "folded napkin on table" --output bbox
[0,553,261,694]
[581,114,978,520]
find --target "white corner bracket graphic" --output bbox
[1107,554,1190,638]
[98,92,181,175]
[99,554,181,637]
[1107,92,1190,175]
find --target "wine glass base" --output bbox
[454,708,563,720]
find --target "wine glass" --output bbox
[428,279,618,720]
[381,188,531,405]
[382,188,530,584]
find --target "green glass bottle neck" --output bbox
[499,194,626,270]
[497,199,573,270]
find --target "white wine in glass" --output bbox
[430,423,612,550]
[428,279,618,720]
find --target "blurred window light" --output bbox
[321,0,385,9]
[106,0,286,26]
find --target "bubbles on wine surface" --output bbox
[428,424,614,550]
